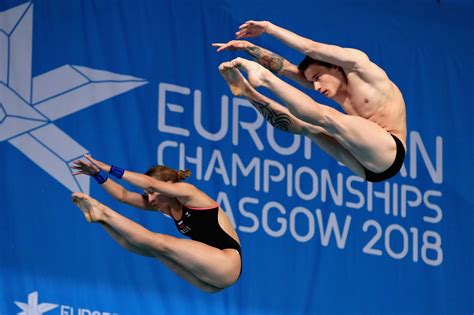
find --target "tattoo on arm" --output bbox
[246,46,284,74]
[249,100,291,131]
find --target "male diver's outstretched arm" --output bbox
[236,20,369,72]
[213,40,313,89]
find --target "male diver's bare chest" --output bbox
[340,78,393,117]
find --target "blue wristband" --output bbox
[92,170,108,184]
[109,165,125,179]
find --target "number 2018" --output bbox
[362,220,443,266]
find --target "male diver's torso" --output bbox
[337,64,407,143]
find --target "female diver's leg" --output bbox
[101,223,221,292]
[72,193,240,289]
[100,223,153,257]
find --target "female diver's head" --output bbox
[142,165,191,209]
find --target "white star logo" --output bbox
[14,291,58,315]
[0,2,147,193]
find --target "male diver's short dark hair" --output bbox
[297,56,335,72]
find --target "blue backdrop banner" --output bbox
[0,0,473,314]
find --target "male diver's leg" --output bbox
[307,132,367,177]
[220,65,307,134]
[220,65,367,177]
[231,58,399,173]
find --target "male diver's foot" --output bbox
[230,57,269,88]
[71,192,107,223]
[219,65,251,97]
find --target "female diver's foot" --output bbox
[71,192,107,223]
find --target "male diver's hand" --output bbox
[212,40,252,52]
[236,20,270,39]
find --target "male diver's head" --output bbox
[298,56,346,98]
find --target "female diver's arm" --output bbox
[79,154,214,207]
[72,155,153,210]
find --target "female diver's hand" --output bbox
[71,154,111,176]
[71,156,100,176]
[83,154,112,173]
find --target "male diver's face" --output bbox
[304,64,343,98]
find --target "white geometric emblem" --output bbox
[14,291,58,315]
[0,2,147,193]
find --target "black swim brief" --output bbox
[364,134,405,183]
